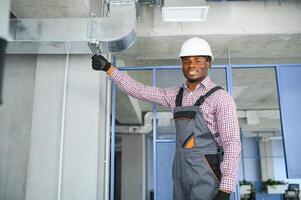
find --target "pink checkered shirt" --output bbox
[110,68,241,192]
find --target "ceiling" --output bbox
[117,0,301,65]
[117,34,301,66]
[9,0,301,64]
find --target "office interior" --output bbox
[0,0,301,200]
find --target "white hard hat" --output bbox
[179,37,214,62]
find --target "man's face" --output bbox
[181,56,211,83]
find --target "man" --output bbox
[92,37,241,200]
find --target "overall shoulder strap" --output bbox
[175,87,184,107]
[194,86,224,106]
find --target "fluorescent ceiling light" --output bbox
[162,6,209,22]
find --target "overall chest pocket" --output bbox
[174,111,196,148]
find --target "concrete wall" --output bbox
[0,54,109,200]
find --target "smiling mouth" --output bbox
[188,70,197,76]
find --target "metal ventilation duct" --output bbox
[162,0,209,22]
[7,1,137,54]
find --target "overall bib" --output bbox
[172,86,224,200]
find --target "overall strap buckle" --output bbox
[194,86,224,106]
[175,86,223,107]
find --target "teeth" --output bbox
[189,71,196,75]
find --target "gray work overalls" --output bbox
[172,86,224,200]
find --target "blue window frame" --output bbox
[276,65,301,179]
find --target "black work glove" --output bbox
[91,54,111,71]
[213,190,230,200]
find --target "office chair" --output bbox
[284,184,300,200]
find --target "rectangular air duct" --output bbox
[162,0,209,22]
[7,1,137,54]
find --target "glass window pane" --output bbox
[209,68,227,90]
[232,68,284,197]
[114,69,153,200]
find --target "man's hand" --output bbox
[213,190,230,200]
[91,54,111,72]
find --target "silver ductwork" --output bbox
[7,0,137,54]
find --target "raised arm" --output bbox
[91,54,176,107]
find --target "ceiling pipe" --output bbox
[7,0,137,54]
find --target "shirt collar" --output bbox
[183,75,212,91]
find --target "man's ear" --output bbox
[207,61,212,68]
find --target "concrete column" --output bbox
[0,55,36,200]
[25,54,67,200]
[271,139,286,180]
[121,134,145,200]
[25,54,108,200]
[259,139,275,180]
[61,55,107,200]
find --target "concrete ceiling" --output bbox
[9,0,301,136]
[9,0,301,63]
[117,34,301,66]
[118,1,301,65]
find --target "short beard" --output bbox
[187,78,199,83]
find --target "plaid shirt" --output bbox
[110,68,241,192]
